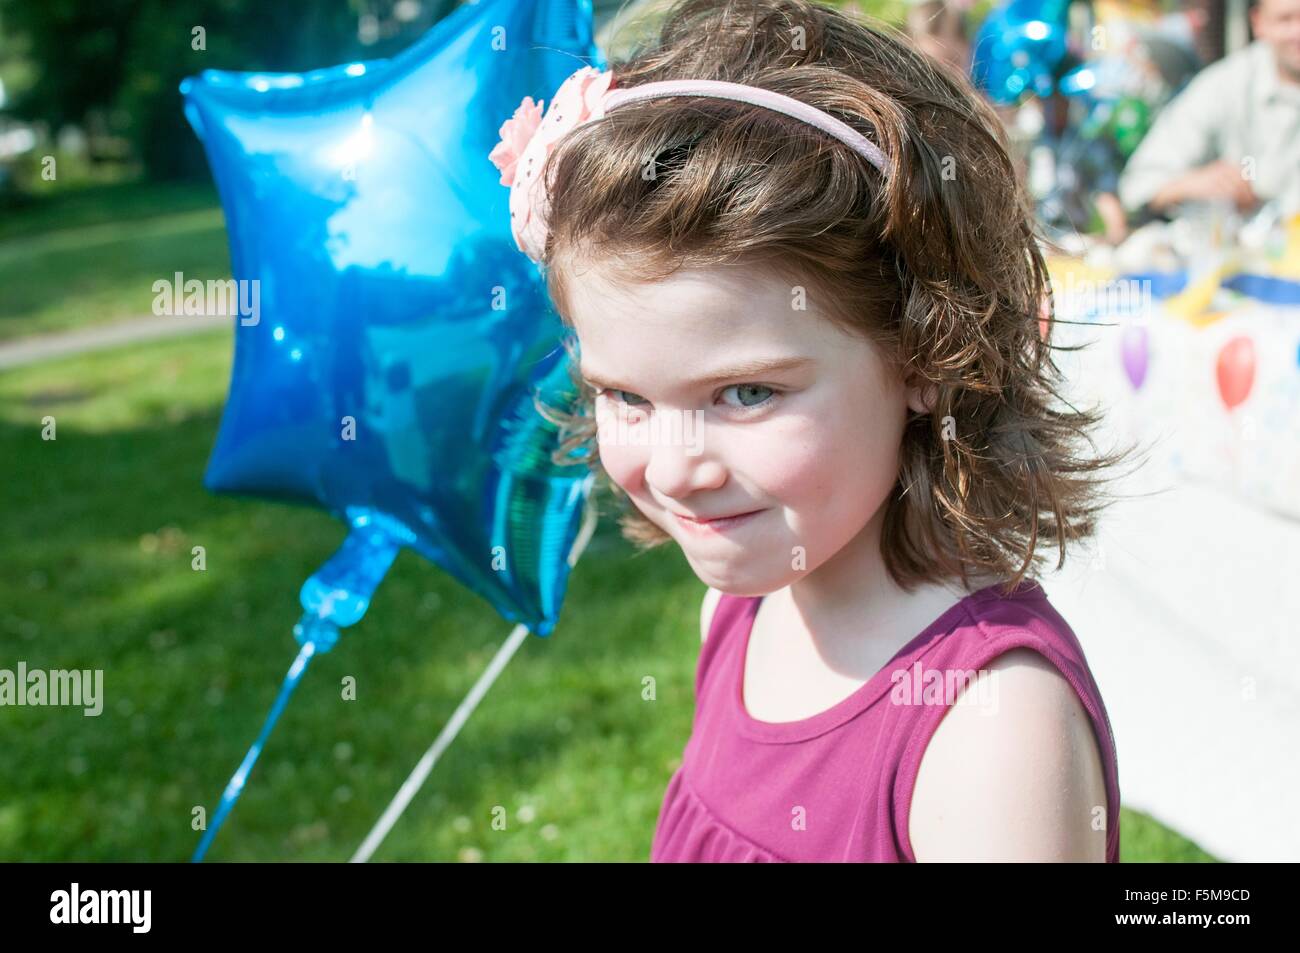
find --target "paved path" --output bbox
[0,314,230,370]
[1041,472,1300,862]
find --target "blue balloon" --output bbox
[971,0,1070,105]
[180,0,600,640]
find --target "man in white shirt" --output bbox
[1118,0,1300,218]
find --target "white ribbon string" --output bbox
[350,501,599,862]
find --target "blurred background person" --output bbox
[1118,0,1300,219]
[905,0,973,75]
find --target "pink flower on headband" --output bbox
[489,66,615,262]
[488,96,543,187]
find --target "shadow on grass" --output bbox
[1,404,701,861]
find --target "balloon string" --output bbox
[191,640,320,862]
[350,501,599,862]
[349,622,532,863]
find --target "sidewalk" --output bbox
[1041,469,1300,861]
[0,314,229,370]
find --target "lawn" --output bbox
[1,330,705,861]
[0,182,1216,861]
[0,181,231,342]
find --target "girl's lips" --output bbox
[672,509,765,535]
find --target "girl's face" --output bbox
[563,260,928,596]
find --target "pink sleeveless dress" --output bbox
[649,579,1121,862]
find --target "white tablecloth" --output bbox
[1040,301,1300,861]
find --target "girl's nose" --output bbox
[643,433,727,500]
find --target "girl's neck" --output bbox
[777,505,1004,649]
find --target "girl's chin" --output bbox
[683,557,786,597]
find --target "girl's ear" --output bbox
[905,375,938,415]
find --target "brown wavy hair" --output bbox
[533,0,1144,594]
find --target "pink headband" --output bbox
[488,65,888,263]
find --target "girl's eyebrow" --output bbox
[579,356,814,391]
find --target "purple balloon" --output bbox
[1121,324,1149,391]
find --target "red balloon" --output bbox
[1215,336,1256,411]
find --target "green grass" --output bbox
[0,181,231,342]
[0,181,224,243]
[0,331,1215,861]
[0,331,705,861]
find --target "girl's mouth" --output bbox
[672,509,765,535]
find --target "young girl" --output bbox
[490,0,1134,862]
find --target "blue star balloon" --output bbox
[971,0,1070,105]
[181,0,602,646]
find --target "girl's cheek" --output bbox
[593,407,866,504]
[734,417,826,498]
[596,438,647,494]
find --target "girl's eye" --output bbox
[601,388,649,407]
[595,384,778,414]
[720,384,776,410]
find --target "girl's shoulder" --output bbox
[908,646,1111,860]
[904,585,1117,861]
